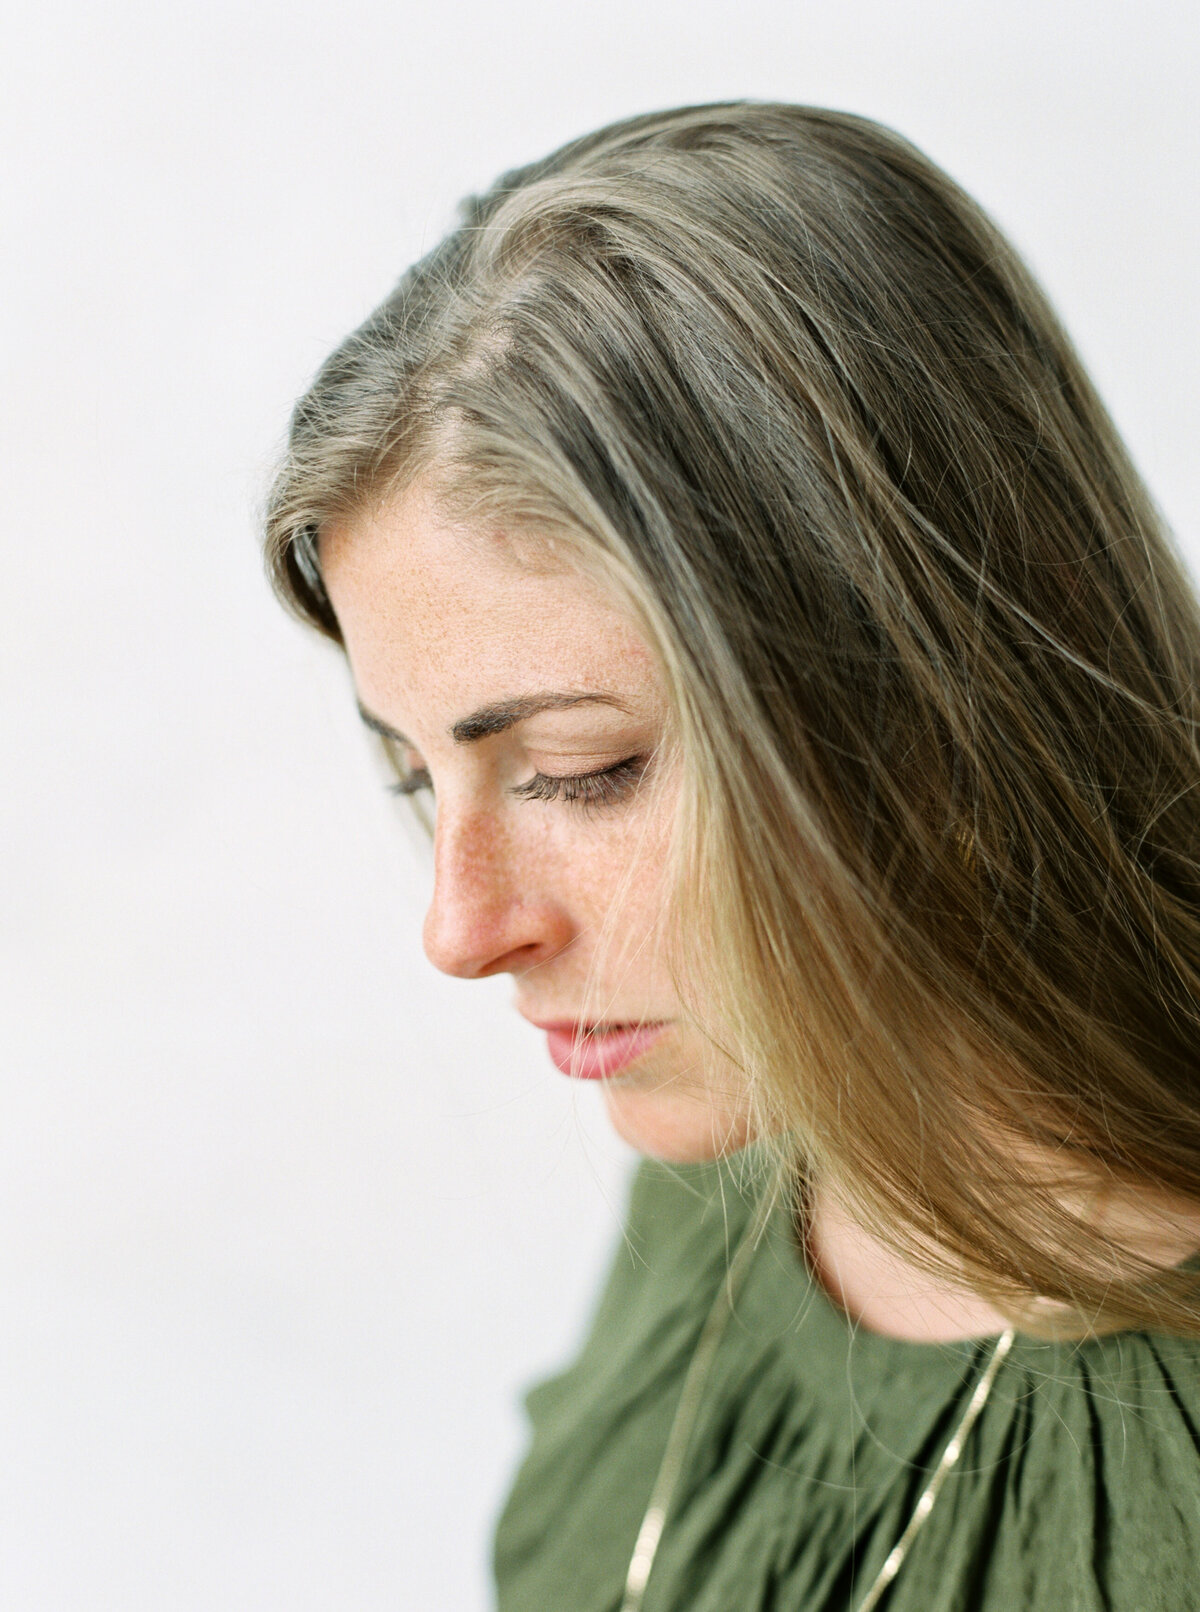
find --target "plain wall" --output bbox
[2,2,1197,1606]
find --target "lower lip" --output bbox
[543,1023,669,1081]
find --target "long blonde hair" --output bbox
[265,102,1200,1337]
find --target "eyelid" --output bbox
[388,767,432,797]
[508,755,647,807]
[377,734,430,797]
[383,754,648,807]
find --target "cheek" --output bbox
[576,821,674,955]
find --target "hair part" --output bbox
[265,100,1200,1337]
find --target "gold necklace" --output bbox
[618,1224,1016,1612]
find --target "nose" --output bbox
[421,803,575,979]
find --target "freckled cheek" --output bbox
[548,855,626,927]
[553,839,674,959]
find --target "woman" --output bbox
[264,103,1200,1610]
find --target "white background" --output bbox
[1,2,1197,1607]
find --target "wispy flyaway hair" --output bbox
[265,102,1200,1336]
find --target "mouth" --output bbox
[527,1019,670,1081]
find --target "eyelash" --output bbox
[387,756,646,810]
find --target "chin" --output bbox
[601,1083,756,1163]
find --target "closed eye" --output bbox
[388,766,433,797]
[509,756,646,808]
[385,755,647,811]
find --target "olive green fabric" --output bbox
[493,1149,1200,1611]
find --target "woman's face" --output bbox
[319,481,753,1162]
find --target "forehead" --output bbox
[318,482,660,723]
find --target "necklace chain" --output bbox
[619,1224,1016,1612]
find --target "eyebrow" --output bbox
[356,691,633,747]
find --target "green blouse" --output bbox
[493,1149,1200,1611]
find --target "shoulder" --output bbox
[572,1152,764,1349]
[493,1153,765,1608]
[951,1328,1200,1609]
[625,1151,763,1251]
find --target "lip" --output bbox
[526,1019,670,1081]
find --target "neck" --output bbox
[803,1185,1013,1342]
[802,1174,1200,1344]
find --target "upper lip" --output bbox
[519,1013,667,1033]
